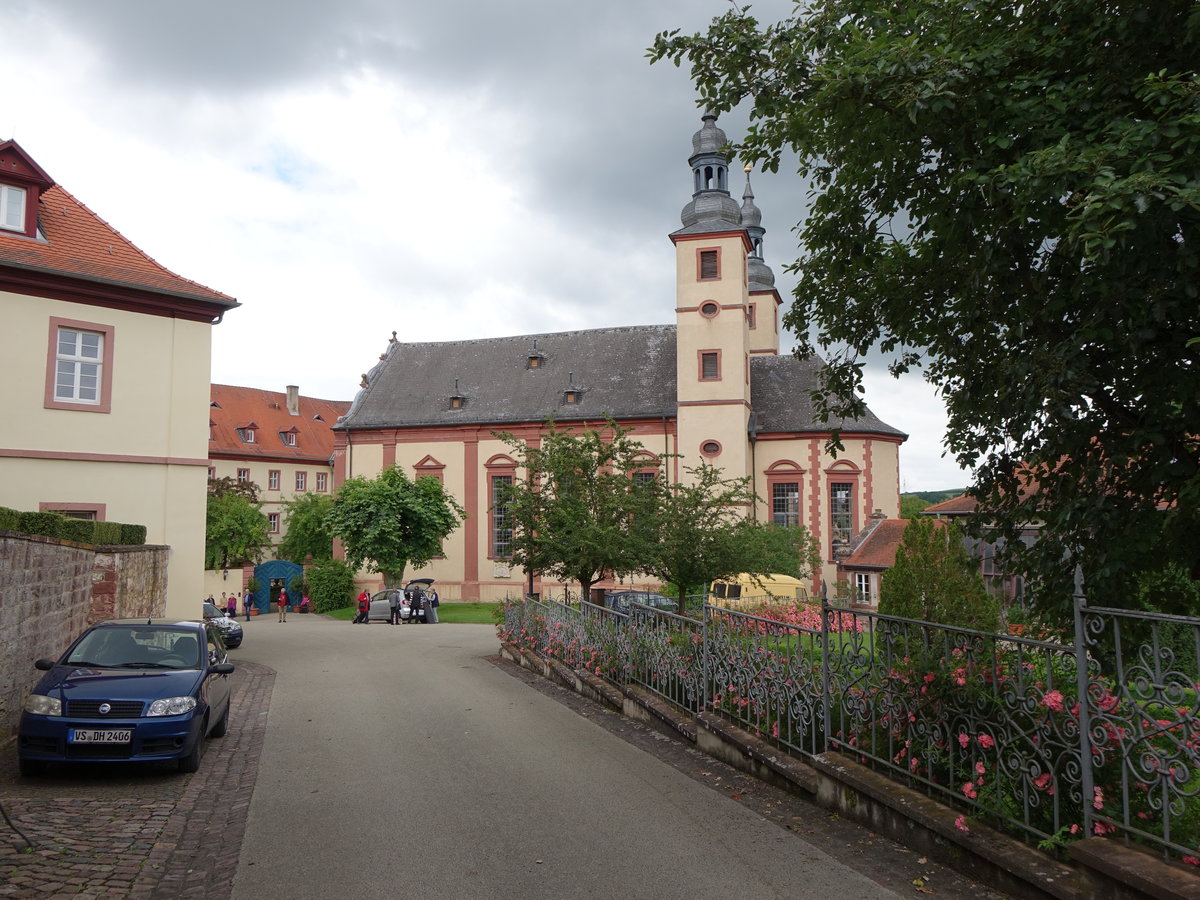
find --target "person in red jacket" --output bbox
[355,590,370,624]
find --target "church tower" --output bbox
[671,113,754,486]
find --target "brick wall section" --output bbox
[0,531,169,738]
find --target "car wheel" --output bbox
[178,721,206,773]
[18,756,47,777]
[210,702,230,738]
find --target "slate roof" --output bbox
[210,385,350,463]
[0,182,237,307]
[337,324,906,439]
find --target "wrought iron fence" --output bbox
[500,592,1200,862]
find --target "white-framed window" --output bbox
[236,427,256,443]
[268,512,280,533]
[830,482,854,549]
[268,470,281,491]
[295,471,307,491]
[315,472,327,492]
[854,572,872,604]
[237,468,251,483]
[0,184,26,232]
[55,328,104,404]
[491,475,513,558]
[772,482,800,527]
[281,431,297,447]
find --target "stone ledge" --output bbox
[622,685,697,743]
[1070,837,1200,900]
[695,711,817,795]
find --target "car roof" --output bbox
[95,619,209,632]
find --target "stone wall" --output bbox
[0,531,168,738]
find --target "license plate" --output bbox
[69,729,132,744]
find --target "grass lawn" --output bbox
[319,603,500,624]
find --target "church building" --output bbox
[333,114,905,600]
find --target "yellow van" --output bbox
[708,573,810,609]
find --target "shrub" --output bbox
[119,523,147,545]
[305,559,357,613]
[92,521,124,544]
[19,511,67,539]
[0,506,20,530]
[61,518,96,543]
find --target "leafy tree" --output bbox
[651,1,1200,609]
[497,421,649,601]
[879,517,999,631]
[205,492,270,571]
[326,466,465,586]
[305,558,358,613]
[208,475,261,503]
[900,495,931,520]
[278,492,336,564]
[643,462,819,598]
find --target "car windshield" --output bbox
[203,602,223,618]
[64,626,203,670]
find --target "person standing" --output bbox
[278,588,288,622]
[355,589,370,624]
[243,589,253,621]
[426,587,440,624]
[388,590,401,625]
[226,592,237,617]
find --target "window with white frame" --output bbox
[236,427,256,443]
[830,482,854,549]
[237,468,251,483]
[854,572,872,604]
[0,185,25,231]
[315,472,327,492]
[295,471,306,491]
[772,482,800,527]
[268,470,281,491]
[54,328,104,404]
[491,475,513,558]
[268,512,280,533]
[280,431,297,447]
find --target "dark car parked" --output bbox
[202,601,244,648]
[604,591,678,615]
[17,619,235,776]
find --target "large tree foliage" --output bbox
[497,421,648,600]
[278,492,336,564]
[652,2,1200,608]
[878,517,999,631]
[643,462,819,598]
[205,492,269,571]
[326,466,466,586]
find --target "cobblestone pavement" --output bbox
[0,661,273,899]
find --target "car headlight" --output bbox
[147,696,198,717]
[25,694,62,716]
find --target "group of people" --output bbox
[205,587,309,622]
[352,585,440,624]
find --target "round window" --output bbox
[700,301,720,318]
[701,440,722,457]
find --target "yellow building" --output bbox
[0,140,237,617]
[334,115,906,599]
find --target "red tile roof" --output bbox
[209,385,350,464]
[921,494,977,516]
[0,183,236,304]
[842,518,912,569]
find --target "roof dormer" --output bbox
[0,140,53,240]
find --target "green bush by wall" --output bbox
[5,508,148,546]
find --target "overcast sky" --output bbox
[7,0,970,492]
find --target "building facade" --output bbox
[333,115,906,600]
[207,384,348,549]
[0,140,237,617]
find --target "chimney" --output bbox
[286,385,299,416]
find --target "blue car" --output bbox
[17,619,235,776]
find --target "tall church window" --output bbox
[491,475,514,559]
[772,482,799,527]
[830,482,854,549]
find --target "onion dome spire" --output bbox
[741,164,775,291]
[679,112,742,232]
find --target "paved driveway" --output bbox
[0,613,1000,899]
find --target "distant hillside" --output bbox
[900,490,967,518]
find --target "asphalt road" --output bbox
[229,615,996,900]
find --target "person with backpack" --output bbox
[354,589,370,624]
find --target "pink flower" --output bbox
[1093,787,1104,810]
[1093,821,1116,836]
[977,734,995,750]
[1070,824,1080,835]
[1033,773,1052,791]
[954,815,969,833]
[1182,856,1200,867]
[1043,690,1065,713]
[961,782,978,799]
[958,733,970,749]
[924,672,936,684]
[975,762,986,776]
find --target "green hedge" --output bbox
[4,508,148,545]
